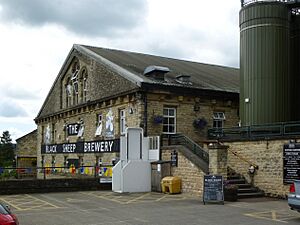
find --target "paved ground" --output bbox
[0,191,299,225]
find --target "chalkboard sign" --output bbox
[203,175,224,204]
[283,143,300,184]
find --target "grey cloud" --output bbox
[0,0,147,37]
[0,101,28,117]
[1,86,40,101]
[142,27,239,68]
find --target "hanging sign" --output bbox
[171,150,178,167]
[283,143,300,183]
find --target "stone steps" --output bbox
[226,175,264,199]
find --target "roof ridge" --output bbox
[75,44,150,86]
[78,44,239,70]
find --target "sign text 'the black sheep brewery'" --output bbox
[41,139,120,154]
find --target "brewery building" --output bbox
[34,44,239,177]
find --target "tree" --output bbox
[0,131,15,167]
[1,131,12,144]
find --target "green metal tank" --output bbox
[291,14,300,121]
[240,2,291,126]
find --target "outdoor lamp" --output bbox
[248,165,255,174]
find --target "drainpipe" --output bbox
[143,92,148,137]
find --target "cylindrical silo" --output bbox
[240,2,291,126]
[291,14,300,121]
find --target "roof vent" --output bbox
[143,65,170,81]
[175,75,192,85]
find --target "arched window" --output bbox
[71,60,80,105]
[65,77,72,107]
[81,69,88,102]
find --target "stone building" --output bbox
[34,44,239,180]
[16,129,37,169]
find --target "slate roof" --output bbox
[15,129,37,142]
[80,44,239,93]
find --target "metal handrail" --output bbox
[208,121,300,141]
[0,165,114,180]
[162,133,209,163]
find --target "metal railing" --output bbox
[0,164,114,180]
[241,0,299,7]
[162,133,209,164]
[208,121,300,141]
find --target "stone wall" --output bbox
[162,147,206,197]
[39,50,138,118]
[16,130,37,168]
[37,94,141,171]
[0,178,111,195]
[223,138,297,197]
[16,130,37,157]
[147,92,239,144]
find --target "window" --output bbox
[41,125,44,144]
[120,109,126,135]
[213,112,225,128]
[163,107,176,134]
[65,77,72,107]
[83,77,87,102]
[72,71,79,105]
[81,69,88,102]
[95,114,103,136]
[51,123,55,143]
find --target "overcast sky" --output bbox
[0,0,240,142]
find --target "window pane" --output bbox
[169,118,175,124]
[0,204,9,214]
[213,112,217,119]
[169,109,175,116]
[163,125,169,133]
[163,118,168,124]
[169,125,175,133]
[163,109,168,115]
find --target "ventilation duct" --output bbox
[143,65,170,81]
[175,75,192,85]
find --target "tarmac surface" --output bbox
[1,191,300,225]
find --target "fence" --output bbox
[161,133,209,164]
[0,164,114,180]
[208,121,300,141]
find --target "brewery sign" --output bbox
[41,139,120,154]
[66,123,80,136]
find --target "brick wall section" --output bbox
[39,50,138,118]
[162,147,206,197]
[16,130,37,157]
[0,178,111,195]
[36,91,238,172]
[16,130,37,168]
[208,144,228,179]
[147,92,239,144]
[37,96,141,170]
[222,139,297,197]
